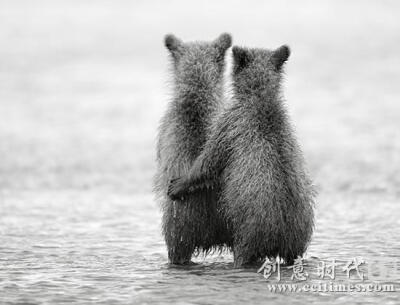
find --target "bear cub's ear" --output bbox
[271,45,290,70]
[232,46,250,73]
[213,33,232,53]
[164,34,184,59]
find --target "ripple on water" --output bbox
[0,188,399,304]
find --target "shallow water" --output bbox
[1,190,399,304]
[1,0,400,304]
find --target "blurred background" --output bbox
[0,1,399,304]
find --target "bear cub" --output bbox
[154,33,233,264]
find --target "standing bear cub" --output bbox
[154,33,233,264]
[168,45,315,267]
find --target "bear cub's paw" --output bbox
[167,177,188,201]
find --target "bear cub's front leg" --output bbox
[168,175,216,200]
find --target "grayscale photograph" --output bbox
[0,0,399,304]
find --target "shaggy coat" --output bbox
[168,45,315,267]
[154,33,232,264]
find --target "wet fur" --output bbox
[154,33,233,264]
[168,45,315,267]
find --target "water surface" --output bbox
[1,1,399,304]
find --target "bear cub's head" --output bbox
[231,45,290,97]
[164,33,232,89]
